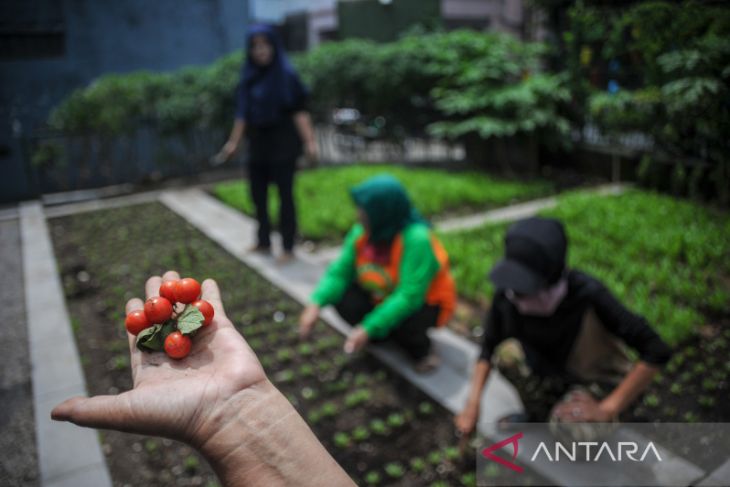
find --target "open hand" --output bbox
[343,326,369,354]
[51,270,267,446]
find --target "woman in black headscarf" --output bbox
[217,25,317,263]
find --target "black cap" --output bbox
[489,217,567,294]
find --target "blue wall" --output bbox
[0,0,249,203]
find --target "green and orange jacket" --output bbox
[311,223,456,339]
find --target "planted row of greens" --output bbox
[440,189,730,345]
[213,164,552,241]
[51,203,542,486]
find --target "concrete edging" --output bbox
[20,201,112,487]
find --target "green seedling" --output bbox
[298,364,315,377]
[386,412,406,428]
[276,348,293,363]
[307,410,322,424]
[369,419,390,436]
[345,389,372,408]
[274,369,294,383]
[300,387,317,400]
[444,446,460,461]
[365,471,381,485]
[418,401,435,415]
[144,439,159,454]
[410,457,426,473]
[333,432,351,449]
[670,383,682,395]
[428,450,443,465]
[643,394,660,408]
[352,426,370,442]
[111,354,129,371]
[461,472,477,487]
[698,395,716,408]
[321,402,339,417]
[354,373,370,387]
[702,378,718,392]
[298,343,314,356]
[384,462,405,479]
[183,455,200,474]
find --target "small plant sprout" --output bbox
[345,389,372,408]
[418,401,435,415]
[298,364,315,377]
[354,373,370,387]
[670,383,682,395]
[444,446,460,461]
[643,394,660,408]
[300,387,317,400]
[333,432,351,449]
[276,348,293,363]
[386,412,406,428]
[461,472,477,487]
[410,457,426,473]
[352,426,370,442]
[321,402,339,417]
[384,462,405,479]
[428,450,443,465]
[702,378,719,392]
[183,455,200,474]
[274,369,294,383]
[307,410,322,424]
[298,343,314,356]
[144,439,158,454]
[369,419,390,436]
[365,471,381,485]
[698,395,716,408]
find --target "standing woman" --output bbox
[217,25,317,263]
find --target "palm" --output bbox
[124,317,265,441]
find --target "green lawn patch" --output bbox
[213,164,552,241]
[440,189,730,344]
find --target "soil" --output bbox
[49,203,548,487]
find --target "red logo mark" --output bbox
[481,432,524,473]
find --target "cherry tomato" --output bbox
[144,296,173,324]
[191,299,214,326]
[175,278,201,304]
[125,309,151,336]
[164,331,192,359]
[159,280,179,303]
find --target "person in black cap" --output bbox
[455,217,672,435]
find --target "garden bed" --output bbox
[440,189,730,422]
[50,202,546,487]
[213,164,554,242]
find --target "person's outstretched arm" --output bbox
[455,359,491,435]
[293,111,318,162]
[52,270,354,487]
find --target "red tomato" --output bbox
[191,299,215,326]
[164,331,192,359]
[159,280,179,303]
[175,278,201,304]
[144,296,173,324]
[125,309,151,335]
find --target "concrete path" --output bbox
[160,187,705,487]
[436,182,627,233]
[20,202,112,487]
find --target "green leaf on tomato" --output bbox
[136,324,164,352]
[177,305,205,335]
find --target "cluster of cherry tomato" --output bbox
[124,278,214,359]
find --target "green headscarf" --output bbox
[350,174,427,243]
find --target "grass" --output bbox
[440,189,730,344]
[213,164,553,241]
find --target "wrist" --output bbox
[598,398,620,420]
[196,380,351,486]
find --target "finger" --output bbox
[145,275,163,300]
[201,279,227,319]
[162,270,181,283]
[51,393,138,433]
[124,297,145,363]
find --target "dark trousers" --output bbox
[334,284,439,360]
[248,160,297,251]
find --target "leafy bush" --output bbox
[440,189,730,344]
[214,164,552,241]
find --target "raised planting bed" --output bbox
[50,202,546,486]
[440,189,730,422]
[213,164,554,242]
